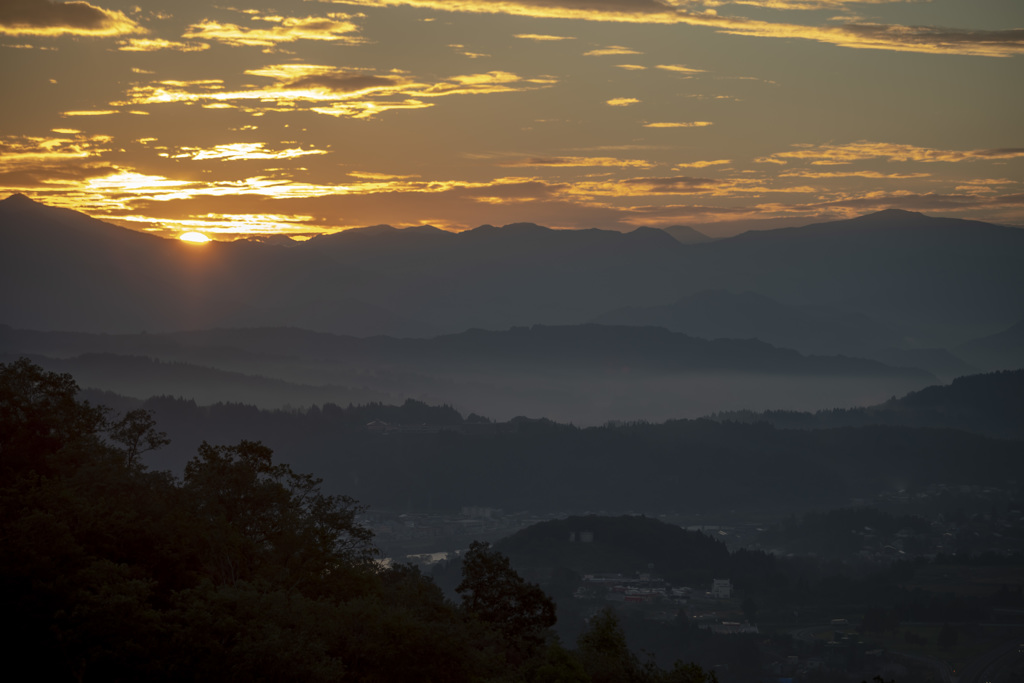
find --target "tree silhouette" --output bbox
[457,540,557,656]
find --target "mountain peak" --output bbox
[857,208,929,222]
[658,224,714,244]
[3,193,39,206]
[499,222,551,232]
[867,208,924,217]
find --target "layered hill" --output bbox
[592,290,976,379]
[955,317,1024,372]
[711,369,1024,440]
[0,322,931,376]
[0,323,932,422]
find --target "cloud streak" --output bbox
[497,156,655,168]
[165,143,329,162]
[0,0,141,37]
[325,0,1024,57]
[182,13,364,47]
[118,37,209,52]
[762,141,1024,165]
[116,65,556,119]
[644,121,713,128]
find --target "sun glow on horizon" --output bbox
[179,231,212,243]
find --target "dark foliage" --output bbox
[1,359,722,682]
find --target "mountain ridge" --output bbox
[4,194,1023,352]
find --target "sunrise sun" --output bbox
[179,231,211,243]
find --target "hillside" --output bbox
[711,369,1024,440]
[49,388,1021,516]
[495,515,734,585]
[955,317,1024,372]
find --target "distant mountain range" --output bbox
[3,194,1022,353]
[0,322,931,377]
[1,322,934,423]
[955,317,1024,372]
[711,369,1024,440]
[592,290,978,379]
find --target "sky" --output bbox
[1,0,1022,239]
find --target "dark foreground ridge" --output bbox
[1,357,724,683]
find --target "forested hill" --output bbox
[710,368,1024,440]
[1,358,722,683]
[495,515,767,588]
[91,390,1024,517]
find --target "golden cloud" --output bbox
[514,33,574,40]
[623,175,721,192]
[117,65,554,119]
[0,0,141,37]
[655,64,706,74]
[118,37,209,52]
[317,0,689,24]
[498,156,655,168]
[779,170,932,179]
[723,0,926,10]
[29,170,589,235]
[765,141,1024,165]
[324,1,1024,57]
[182,13,364,48]
[166,143,329,162]
[584,45,642,56]
[450,43,490,58]
[818,190,1024,213]
[132,212,320,236]
[606,97,640,106]
[61,109,118,116]
[644,121,713,128]
[0,133,111,171]
[675,159,731,168]
[561,173,820,200]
